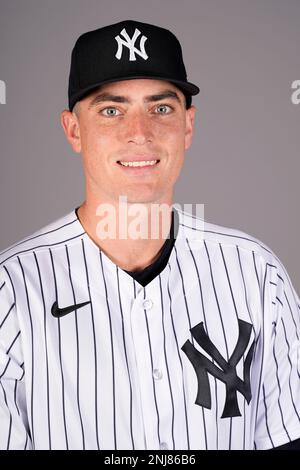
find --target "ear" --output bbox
[60,109,81,153]
[184,105,197,151]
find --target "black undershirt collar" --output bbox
[125,209,179,286]
[75,207,179,287]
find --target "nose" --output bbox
[125,110,153,145]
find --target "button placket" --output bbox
[142,298,153,310]
[160,442,169,450]
[153,368,163,380]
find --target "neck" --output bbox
[77,197,174,272]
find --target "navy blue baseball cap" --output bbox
[68,20,200,111]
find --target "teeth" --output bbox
[119,160,158,167]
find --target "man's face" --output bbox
[61,79,196,205]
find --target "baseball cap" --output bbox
[68,19,200,111]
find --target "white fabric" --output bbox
[0,208,299,450]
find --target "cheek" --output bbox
[80,125,113,164]
[81,126,100,153]
[79,128,103,177]
[162,121,186,153]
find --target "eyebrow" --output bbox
[88,90,181,109]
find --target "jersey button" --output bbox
[143,299,153,310]
[153,368,163,380]
[159,442,168,450]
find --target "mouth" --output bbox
[116,158,160,174]
[117,159,160,168]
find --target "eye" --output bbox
[154,104,173,114]
[99,107,121,117]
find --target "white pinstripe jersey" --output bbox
[0,208,300,450]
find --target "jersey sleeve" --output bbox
[254,254,300,449]
[0,266,32,450]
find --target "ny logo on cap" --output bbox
[115,28,148,61]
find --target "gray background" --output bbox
[0,0,299,290]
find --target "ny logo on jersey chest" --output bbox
[182,319,255,418]
[115,28,148,61]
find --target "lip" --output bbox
[116,155,160,163]
[116,160,160,174]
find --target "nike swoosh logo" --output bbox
[51,300,91,318]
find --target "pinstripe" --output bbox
[158,274,175,449]
[280,317,300,421]
[0,232,85,267]
[204,240,231,449]
[276,272,300,340]
[219,244,242,449]
[3,266,16,308]
[33,252,51,449]
[262,385,274,447]
[243,398,246,450]
[179,221,273,256]
[6,330,21,354]
[283,291,300,378]
[13,380,20,416]
[143,287,161,445]
[253,262,268,441]
[167,262,190,449]
[277,273,284,283]
[13,380,26,449]
[204,241,229,358]
[235,246,257,450]
[0,357,11,379]
[0,218,78,258]
[236,246,255,326]
[284,290,300,343]
[186,237,208,449]
[0,303,15,329]
[177,239,211,445]
[13,379,28,449]
[252,252,260,288]
[214,374,218,449]
[219,244,238,317]
[282,270,300,322]
[12,380,27,449]
[65,245,85,449]
[0,382,12,449]
[174,244,193,347]
[116,266,135,449]
[99,250,117,449]
[272,327,291,441]
[81,239,100,450]
[25,433,29,449]
[49,248,69,449]
[17,256,35,448]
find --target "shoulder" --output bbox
[176,207,280,268]
[0,208,83,269]
[176,208,299,298]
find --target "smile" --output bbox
[118,160,159,167]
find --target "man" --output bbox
[0,20,299,450]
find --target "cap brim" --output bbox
[69,75,200,111]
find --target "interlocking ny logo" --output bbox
[182,319,255,418]
[115,28,148,61]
